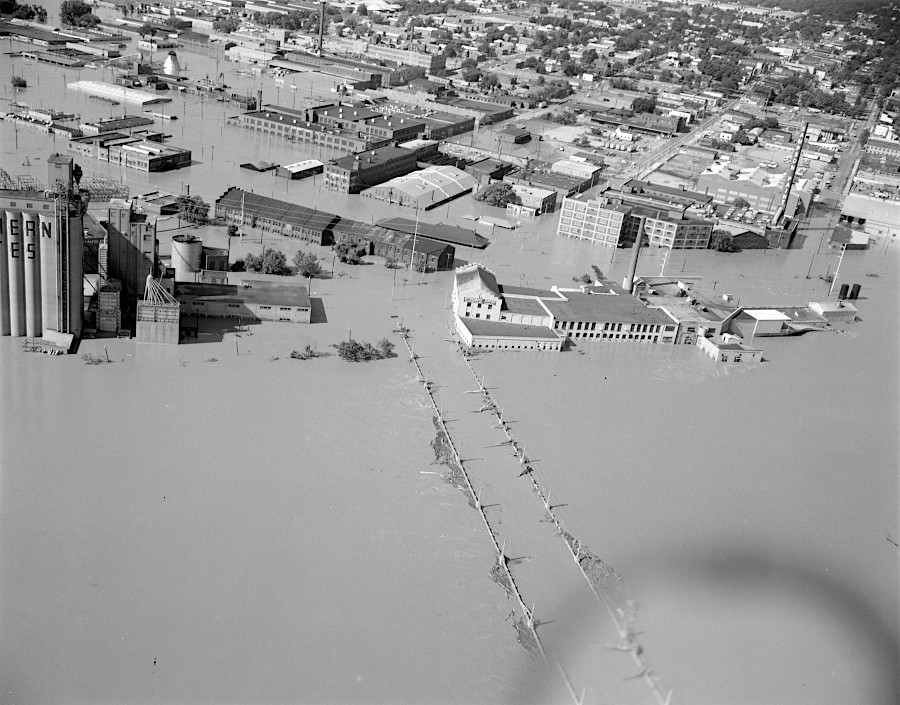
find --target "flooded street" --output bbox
[2,23,899,705]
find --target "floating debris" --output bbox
[490,556,514,597]
[512,617,540,655]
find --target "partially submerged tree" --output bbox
[473,182,519,208]
[293,250,324,278]
[244,248,289,275]
[175,195,209,225]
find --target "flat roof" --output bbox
[745,309,791,321]
[542,294,673,325]
[330,146,414,170]
[176,280,310,309]
[501,297,550,317]
[460,318,560,339]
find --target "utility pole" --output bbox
[239,191,245,258]
[828,243,847,296]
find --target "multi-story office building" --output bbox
[67,134,191,172]
[362,45,446,74]
[324,146,418,194]
[557,195,712,249]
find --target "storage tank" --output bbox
[0,211,10,335]
[6,210,25,336]
[849,283,861,300]
[22,212,42,337]
[163,51,181,77]
[171,235,203,282]
[838,283,849,300]
[39,212,59,333]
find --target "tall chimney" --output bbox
[257,88,263,111]
[318,1,326,57]
[622,217,645,294]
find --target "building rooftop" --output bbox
[745,309,791,321]
[329,146,414,171]
[500,297,549,317]
[378,217,489,249]
[460,317,561,339]
[176,280,310,309]
[542,293,673,324]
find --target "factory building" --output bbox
[100,199,158,313]
[0,154,85,341]
[324,146,418,194]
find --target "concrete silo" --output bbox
[39,212,59,333]
[22,212,42,336]
[0,211,9,336]
[0,153,86,339]
[171,235,203,282]
[6,210,25,336]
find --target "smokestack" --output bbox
[622,218,645,294]
[257,88,263,111]
[318,1,326,57]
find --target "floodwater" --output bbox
[2,24,900,705]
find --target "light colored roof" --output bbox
[66,80,172,105]
[371,165,476,201]
[745,309,791,321]
[281,159,324,172]
[459,317,560,339]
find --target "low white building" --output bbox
[697,337,762,363]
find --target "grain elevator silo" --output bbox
[0,153,87,340]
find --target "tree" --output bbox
[473,182,519,208]
[732,197,750,209]
[164,17,190,29]
[333,242,365,264]
[631,96,656,114]
[60,0,98,26]
[480,72,499,91]
[708,229,737,252]
[334,339,389,362]
[293,250,324,278]
[356,2,367,14]
[213,16,240,33]
[11,75,27,88]
[226,224,238,238]
[175,195,209,225]
[244,248,289,275]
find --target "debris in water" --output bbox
[512,617,539,655]
[489,556,514,597]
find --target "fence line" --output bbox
[448,321,673,705]
[395,323,557,671]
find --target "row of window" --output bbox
[555,320,661,333]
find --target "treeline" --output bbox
[0,0,47,22]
